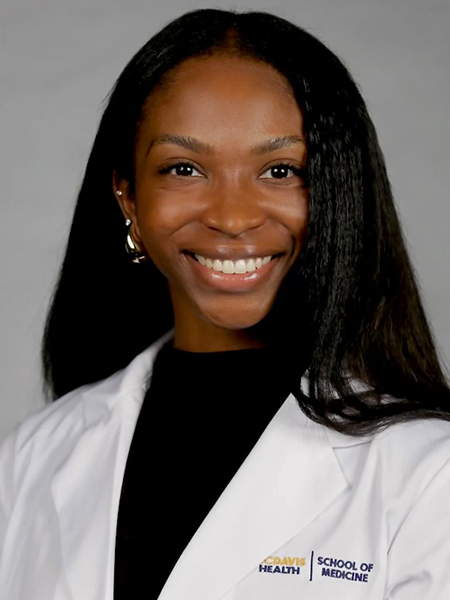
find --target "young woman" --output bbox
[1,8,449,600]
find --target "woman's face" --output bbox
[116,55,309,351]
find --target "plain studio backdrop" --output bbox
[0,0,449,444]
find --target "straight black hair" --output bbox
[42,8,450,435]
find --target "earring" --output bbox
[124,218,147,264]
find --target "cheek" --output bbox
[135,185,198,234]
[278,192,309,248]
[295,209,309,245]
[134,196,189,276]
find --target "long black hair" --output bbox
[42,8,450,435]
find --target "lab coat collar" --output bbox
[50,332,355,600]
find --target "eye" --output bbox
[157,161,203,177]
[260,162,308,183]
[157,160,309,186]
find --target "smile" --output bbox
[184,251,281,293]
[193,253,272,274]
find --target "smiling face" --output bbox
[116,55,309,351]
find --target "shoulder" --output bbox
[371,417,450,485]
[1,367,130,460]
[0,372,127,514]
[374,415,450,455]
[325,415,450,508]
[1,329,174,456]
[374,418,450,517]
[0,330,173,512]
[301,372,450,483]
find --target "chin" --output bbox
[200,306,271,331]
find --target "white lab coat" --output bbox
[0,330,449,600]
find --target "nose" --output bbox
[199,186,266,237]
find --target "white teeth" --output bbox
[246,259,256,272]
[223,260,234,274]
[193,254,272,274]
[234,259,247,274]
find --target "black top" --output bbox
[114,340,299,599]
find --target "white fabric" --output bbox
[1,330,449,600]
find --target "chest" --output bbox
[3,397,400,600]
[220,488,387,600]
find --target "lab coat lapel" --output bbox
[159,392,349,600]
[50,399,136,600]
[50,331,173,600]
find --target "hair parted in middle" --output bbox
[42,8,450,434]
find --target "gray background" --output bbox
[1,0,449,444]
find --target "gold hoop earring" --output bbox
[124,219,147,264]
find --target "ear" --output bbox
[113,171,136,221]
[112,171,145,246]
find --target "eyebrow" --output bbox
[147,134,305,155]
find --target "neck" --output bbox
[172,318,267,353]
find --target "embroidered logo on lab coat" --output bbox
[259,552,375,583]
[315,554,374,583]
[259,555,306,575]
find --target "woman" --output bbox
[1,7,449,600]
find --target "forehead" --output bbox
[152,55,295,97]
[140,55,303,139]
